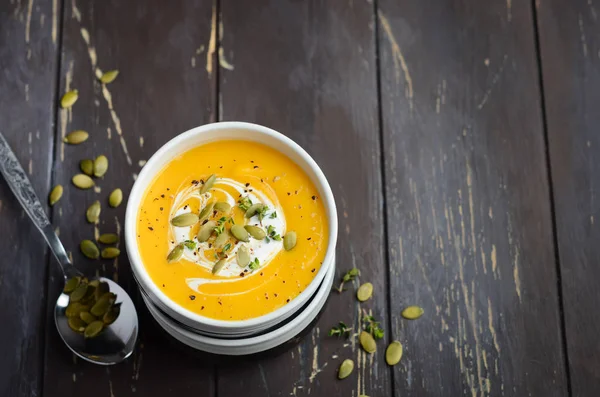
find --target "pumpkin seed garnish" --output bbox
[109,188,123,208]
[199,202,215,221]
[63,276,80,294]
[60,89,78,108]
[72,174,94,189]
[49,185,63,206]
[68,317,87,333]
[214,229,230,248]
[245,203,264,218]
[171,213,199,227]
[99,70,119,84]
[385,341,403,366]
[359,331,377,353]
[200,174,216,194]
[84,321,104,338]
[283,231,297,251]
[244,225,266,240]
[86,201,101,224]
[63,130,88,145]
[101,247,120,259]
[103,306,120,324]
[80,239,100,259]
[401,306,424,320]
[338,359,354,380]
[79,311,97,324]
[214,201,231,213]
[236,245,251,268]
[212,258,226,275]
[197,220,217,242]
[167,244,184,263]
[93,155,109,178]
[357,282,373,302]
[98,233,119,244]
[231,225,250,242]
[70,284,89,302]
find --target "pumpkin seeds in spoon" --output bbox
[171,213,199,227]
[84,321,105,338]
[244,225,266,240]
[231,225,249,242]
[63,276,80,294]
[79,311,97,325]
[103,306,120,324]
[200,174,216,194]
[70,284,89,302]
[86,201,101,224]
[49,185,63,206]
[68,317,87,333]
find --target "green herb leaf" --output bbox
[257,205,270,221]
[269,211,277,219]
[335,268,360,293]
[183,240,197,250]
[238,196,252,211]
[249,257,260,270]
[363,314,384,340]
[328,321,352,338]
[223,243,232,252]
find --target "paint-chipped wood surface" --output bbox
[0,0,597,396]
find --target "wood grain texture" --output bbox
[0,0,60,395]
[216,0,390,396]
[43,0,215,395]
[377,0,568,395]
[537,0,600,394]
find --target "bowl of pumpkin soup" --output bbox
[125,122,337,336]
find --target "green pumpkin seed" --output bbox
[359,331,376,353]
[244,225,266,240]
[63,276,80,294]
[60,89,79,108]
[199,202,215,221]
[99,70,119,84]
[91,296,114,317]
[212,259,226,275]
[63,130,88,144]
[65,302,89,318]
[103,305,120,324]
[49,185,63,206]
[86,201,101,224]
[95,282,109,301]
[84,321,104,338]
[98,233,119,244]
[230,225,249,242]
[68,317,87,333]
[214,201,231,212]
[171,213,199,227]
[80,159,94,176]
[72,174,94,189]
[108,188,123,208]
[357,282,373,302]
[93,155,109,178]
[80,239,100,259]
[200,174,216,194]
[245,203,264,218]
[236,245,251,267]
[101,247,120,259]
[401,306,424,320]
[385,341,403,366]
[283,231,297,251]
[167,244,184,262]
[79,311,97,324]
[81,284,96,304]
[70,284,89,302]
[338,359,354,379]
[214,230,230,248]
[197,220,217,242]
[88,280,100,288]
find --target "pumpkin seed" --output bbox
[108,188,123,208]
[72,174,94,189]
[283,231,297,251]
[359,331,376,353]
[245,203,264,218]
[79,311,97,325]
[214,201,231,212]
[95,282,109,301]
[338,359,354,379]
[80,239,100,259]
[197,220,217,242]
[93,155,109,177]
[81,284,96,304]
[70,284,89,302]
[231,225,249,242]
[385,341,403,366]
[99,70,119,84]
[401,306,424,320]
[171,213,199,227]
[63,130,88,144]
[68,317,87,333]
[88,280,100,288]
[244,225,266,240]
[103,306,120,324]
[91,295,114,316]
[212,259,226,275]
[63,276,80,294]
[98,233,119,244]
[357,282,373,302]
[84,321,104,338]
[236,245,251,267]
[60,89,79,108]
[65,302,89,318]
[167,244,184,262]
[49,185,63,206]
[199,202,215,221]
[80,159,94,175]
[214,230,230,248]
[86,201,101,224]
[200,174,216,194]
[101,247,120,259]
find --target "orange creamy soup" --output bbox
[137,140,328,321]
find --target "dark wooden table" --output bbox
[1,0,598,396]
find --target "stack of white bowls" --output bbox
[125,122,338,355]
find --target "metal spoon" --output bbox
[0,133,138,365]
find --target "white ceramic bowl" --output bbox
[125,122,338,336]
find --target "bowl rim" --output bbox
[125,121,338,330]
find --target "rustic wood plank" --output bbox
[0,0,60,395]
[216,1,390,396]
[537,0,600,394]
[43,0,215,395]
[377,0,569,395]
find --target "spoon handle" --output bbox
[0,132,80,279]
